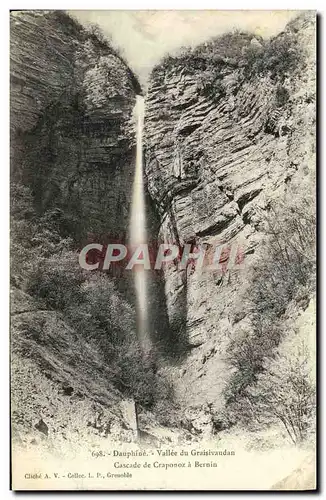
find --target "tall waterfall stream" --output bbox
[130,95,150,354]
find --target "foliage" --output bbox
[247,336,315,444]
[157,30,254,74]
[152,26,304,101]
[10,182,169,410]
[84,23,112,46]
[224,180,316,436]
[241,31,306,80]
[10,183,73,289]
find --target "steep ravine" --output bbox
[10,10,170,450]
[10,10,315,451]
[144,12,316,423]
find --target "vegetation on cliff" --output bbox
[11,176,174,410]
[151,18,306,102]
[11,10,316,448]
[224,176,316,443]
[10,12,173,446]
[145,12,315,444]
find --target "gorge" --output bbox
[10,10,316,458]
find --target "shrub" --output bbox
[248,336,316,444]
[224,181,316,424]
[10,184,73,289]
[26,250,84,311]
[242,31,306,80]
[11,183,171,412]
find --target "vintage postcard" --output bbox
[10,9,316,491]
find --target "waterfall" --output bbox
[130,95,150,354]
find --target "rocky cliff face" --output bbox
[10,11,144,448]
[11,10,140,244]
[11,10,315,448]
[144,13,316,415]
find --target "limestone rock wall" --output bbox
[10,11,143,447]
[11,10,140,244]
[144,13,316,413]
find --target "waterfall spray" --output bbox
[130,95,150,354]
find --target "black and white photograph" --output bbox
[9,9,316,491]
